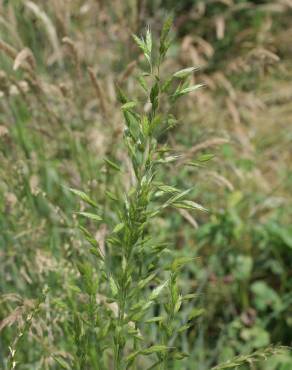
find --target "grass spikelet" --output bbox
[88,66,108,117]
[13,47,36,71]
[62,37,81,78]
[24,1,62,66]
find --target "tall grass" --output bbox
[0,1,291,369]
[67,20,209,369]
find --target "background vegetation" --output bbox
[0,0,291,369]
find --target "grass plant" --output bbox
[0,2,291,369]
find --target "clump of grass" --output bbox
[68,18,207,369]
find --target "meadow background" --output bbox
[0,0,291,369]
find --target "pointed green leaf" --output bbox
[171,257,196,272]
[146,26,152,54]
[68,188,97,208]
[121,101,137,111]
[142,345,170,355]
[109,276,118,297]
[116,85,128,104]
[137,273,156,290]
[173,200,208,212]
[113,222,125,233]
[162,188,192,209]
[138,76,148,92]
[76,212,102,221]
[156,184,180,194]
[105,190,119,201]
[104,158,121,171]
[174,295,183,313]
[150,280,168,301]
[53,356,70,369]
[132,34,147,54]
[180,84,204,95]
[174,67,199,79]
[160,15,173,46]
[78,225,91,237]
[173,84,204,99]
[150,82,159,105]
[126,350,141,364]
[145,316,164,324]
